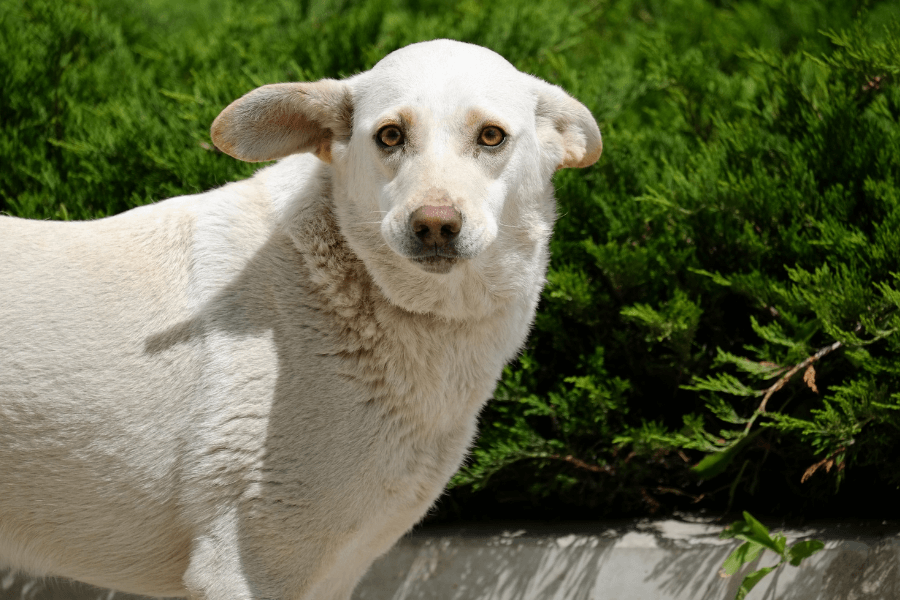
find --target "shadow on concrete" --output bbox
[354,527,619,600]
[820,541,900,599]
[3,521,900,600]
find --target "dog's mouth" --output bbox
[411,255,459,274]
[408,239,461,274]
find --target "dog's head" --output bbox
[212,40,600,319]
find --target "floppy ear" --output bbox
[210,80,352,163]
[534,82,602,170]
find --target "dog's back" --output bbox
[0,188,252,593]
[1,204,196,592]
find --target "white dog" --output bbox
[0,40,600,599]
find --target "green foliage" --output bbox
[3,0,900,519]
[720,512,825,600]
[454,2,900,519]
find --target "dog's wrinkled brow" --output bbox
[374,108,416,131]
[460,108,512,137]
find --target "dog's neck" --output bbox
[280,178,508,428]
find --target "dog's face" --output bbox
[211,40,600,318]
[346,43,553,276]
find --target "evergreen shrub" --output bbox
[454,9,900,520]
[2,0,898,520]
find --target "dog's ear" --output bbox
[534,82,602,171]
[211,80,352,163]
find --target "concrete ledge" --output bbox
[3,519,899,599]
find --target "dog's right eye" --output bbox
[377,125,404,148]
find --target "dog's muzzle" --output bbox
[408,205,462,274]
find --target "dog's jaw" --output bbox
[410,255,459,274]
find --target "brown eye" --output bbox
[377,125,404,147]
[478,126,505,147]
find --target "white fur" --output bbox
[0,40,601,599]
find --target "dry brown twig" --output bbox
[801,446,847,483]
[547,454,616,475]
[743,339,843,435]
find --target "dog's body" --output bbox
[0,40,600,599]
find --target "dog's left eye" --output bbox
[377,125,404,148]
[478,126,505,147]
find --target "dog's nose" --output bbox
[409,205,462,248]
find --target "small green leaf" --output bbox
[693,430,762,479]
[689,267,733,287]
[772,534,787,556]
[788,540,825,566]
[693,449,737,479]
[720,520,751,539]
[740,512,784,555]
[722,541,766,575]
[736,566,777,600]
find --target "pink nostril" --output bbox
[409,205,462,248]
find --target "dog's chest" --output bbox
[298,233,508,502]
[329,296,502,494]
[217,287,503,584]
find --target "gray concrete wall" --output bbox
[3,519,899,599]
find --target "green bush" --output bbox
[2,0,898,520]
[453,8,900,520]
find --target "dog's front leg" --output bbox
[183,512,344,600]
[183,513,267,600]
